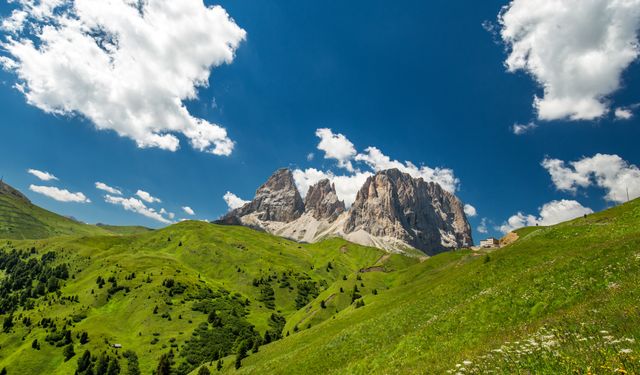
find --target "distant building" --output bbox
[112,344,122,348]
[480,237,499,248]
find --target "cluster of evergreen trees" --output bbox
[75,349,140,375]
[0,249,71,314]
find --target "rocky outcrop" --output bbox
[304,179,345,222]
[217,168,473,255]
[343,169,472,254]
[222,168,305,223]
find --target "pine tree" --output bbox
[96,353,109,375]
[156,353,172,375]
[106,357,120,375]
[80,331,89,344]
[198,366,211,375]
[216,359,223,371]
[63,343,75,361]
[77,350,92,373]
[235,341,249,369]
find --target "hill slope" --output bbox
[0,180,149,239]
[1,179,639,375]
[224,199,640,374]
[0,220,409,374]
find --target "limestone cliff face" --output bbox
[217,168,472,255]
[343,169,472,254]
[223,168,305,223]
[303,179,345,222]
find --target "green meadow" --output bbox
[0,185,639,374]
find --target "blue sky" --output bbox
[0,0,639,242]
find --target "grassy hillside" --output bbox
[1,178,639,375]
[0,181,151,239]
[221,198,640,375]
[0,221,405,374]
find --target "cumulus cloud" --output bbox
[511,122,538,135]
[182,206,195,216]
[1,0,245,155]
[614,107,634,120]
[477,218,489,234]
[498,199,593,233]
[95,182,122,195]
[105,195,172,224]
[223,191,249,210]
[292,168,372,208]
[464,204,477,217]
[355,147,459,193]
[542,154,640,203]
[160,208,175,220]
[136,190,161,204]
[498,0,640,121]
[315,128,357,172]
[288,128,461,208]
[27,168,58,181]
[29,184,90,203]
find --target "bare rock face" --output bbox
[224,168,305,223]
[217,167,472,255]
[343,169,472,254]
[304,179,345,222]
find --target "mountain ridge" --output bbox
[219,168,472,255]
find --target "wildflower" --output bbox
[463,360,472,366]
[619,348,632,354]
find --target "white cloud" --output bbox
[498,212,538,234]
[29,184,90,203]
[105,194,172,224]
[27,168,58,181]
[136,190,161,204]
[160,208,176,219]
[292,168,372,208]
[289,129,461,208]
[223,191,249,210]
[182,206,195,216]
[95,182,122,195]
[498,0,640,121]
[464,204,477,217]
[477,218,489,234]
[355,147,459,193]
[315,128,357,171]
[306,152,314,161]
[537,199,593,225]
[511,122,538,135]
[614,107,634,120]
[1,0,245,155]
[542,154,640,203]
[499,199,593,233]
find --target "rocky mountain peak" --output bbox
[223,168,305,223]
[217,167,472,255]
[344,168,472,254]
[304,179,345,222]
